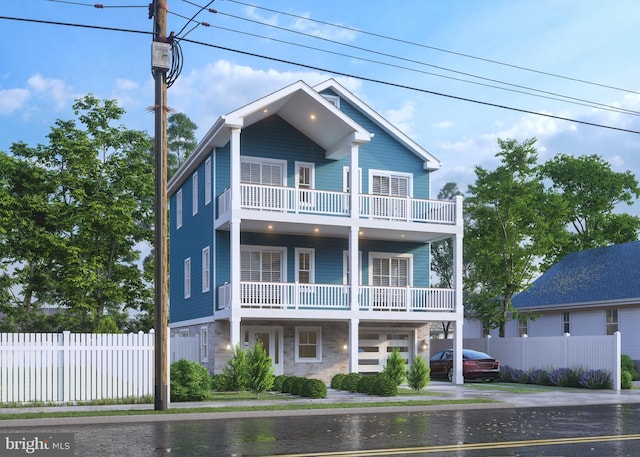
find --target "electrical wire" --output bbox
[1,15,639,135]
[226,0,640,96]
[206,7,640,117]
[47,0,146,8]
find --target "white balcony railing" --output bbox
[217,282,455,312]
[216,184,457,224]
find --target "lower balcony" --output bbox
[217,282,455,312]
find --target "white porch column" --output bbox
[230,317,241,348]
[452,196,465,384]
[230,128,242,314]
[349,141,360,312]
[349,226,359,311]
[349,141,360,219]
[349,318,359,373]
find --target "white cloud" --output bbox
[433,120,453,129]
[27,74,72,110]
[291,14,357,42]
[0,88,30,114]
[384,101,415,138]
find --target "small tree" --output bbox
[170,359,212,402]
[383,348,407,386]
[407,355,430,392]
[223,343,249,393]
[247,341,275,398]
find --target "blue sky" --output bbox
[2,1,640,214]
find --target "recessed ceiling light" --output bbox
[310,114,316,120]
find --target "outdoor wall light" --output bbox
[343,344,348,351]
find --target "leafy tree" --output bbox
[383,348,407,386]
[223,343,249,393]
[540,153,640,265]
[407,355,430,392]
[247,341,274,398]
[430,182,464,338]
[167,112,198,178]
[0,95,154,332]
[464,138,566,336]
[170,359,212,402]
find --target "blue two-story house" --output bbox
[168,79,465,383]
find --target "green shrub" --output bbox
[548,368,584,387]
[223,343,249,393]
[342,372,363,392]
[622,370,633,389]
[272,375,287,392]
[407,356,430,392]
[372,373,397,397]
[357,375,375,394]
[246,341,274,398]
[621,355,639,380]
[170,359,212,402]
[383,348,407,386]
[330,373,346,390]
[301,379,327,398]
[289,377,306,396]
[281,376,295,393]
[527,368,550,385]
[211,373,232,392]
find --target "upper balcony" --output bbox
[217,184,458,225]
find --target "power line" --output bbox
[47,0,147,8]
[203,7,640,117]
[226,0,640,96]
[176,35,640,135]
[1,15,638,135]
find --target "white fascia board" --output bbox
[314,79,442,171]
[516,297,640,313]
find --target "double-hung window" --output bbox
[202,247,210,293]
[295,162,314,208]
[295,248,314,284]
[204,157,212,205]
[370,170,411,219]
[176,189,183,229]
[184,257,191,299]
[606,308,619,335]
[295,327,322,362]
[192,171,198,215]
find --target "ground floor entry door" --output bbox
[244,326,284,375]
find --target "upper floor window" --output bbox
[192,171,198,215]
[606,308,618,335]
[240,246,285,282]
[184,257,191,299]
[371,171,411,197]
[295,162,315,207]
[370,253,410,287]
[176,189,183,229]
[204,157,212,205]
[321,94,340,108]
[240,157,285,186]
[202,246,210,293]
[343,166,362,193]
[295,248,315,284]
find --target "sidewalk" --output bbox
[1,381,640,427]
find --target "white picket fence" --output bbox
[0,331,157,404]
[431,333,622,390]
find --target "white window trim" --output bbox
[295,326,322,363]
[294,248,315,283]
[368,169,413,197]
[200,327,209,363]
[240,156,287,185]
[342,166,362,193]
[240,245,287,282]
[321,94,340,108]
[295,161,315,189]
[368,252,413,287]
[176,189,183,229]
[184,257,191,299]
[343,250,363,285]
[192,171,199,216]
[202,246,210,293]
[204,157,212,205]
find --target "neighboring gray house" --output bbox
[465,241,640,365]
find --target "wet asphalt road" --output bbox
[3,403,640,456]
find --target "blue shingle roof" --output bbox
[512,241,640,309]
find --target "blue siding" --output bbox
[169,155,215,323]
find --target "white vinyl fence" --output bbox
[0,331,158,404]
[431,333,622,390]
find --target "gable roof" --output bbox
[314,80,442,171]
[512,241,640,310]
[169,79,371,194]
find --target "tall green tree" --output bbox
[464,138,566,336]
[540,153,640,265]
[247,341,274,399]
[167,112,198,178]
[0,95,155,332]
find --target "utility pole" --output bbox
[151,0,169,411]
